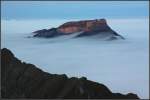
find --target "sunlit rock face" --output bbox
[33,18,124,40]
[57,19,108,34]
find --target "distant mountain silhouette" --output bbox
[33,19,124,40]
[1,48,139,99]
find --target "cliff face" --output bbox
[1,48,138,99]
[33,18,124,39]
[57,19,108,33]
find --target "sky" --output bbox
[1,1,149,20]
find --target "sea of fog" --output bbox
[1,18,149,99]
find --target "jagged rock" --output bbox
[33,19,124,39]
[1,48,139,99]
[33,28,64,38]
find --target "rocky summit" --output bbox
[33,19,124,40]
[1,48,139,99]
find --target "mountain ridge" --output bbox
[1,48,139,99]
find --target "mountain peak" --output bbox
[33,18,124,40]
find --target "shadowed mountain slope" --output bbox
[1,48,138,99]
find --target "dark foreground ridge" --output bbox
[1,48,139,99]
[33,18,124,40]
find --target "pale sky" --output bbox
[1,1,149,20]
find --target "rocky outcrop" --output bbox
[33,19,124,40]
[1,48,139,99]
[33,28,64,38]
[57,19,108,33]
